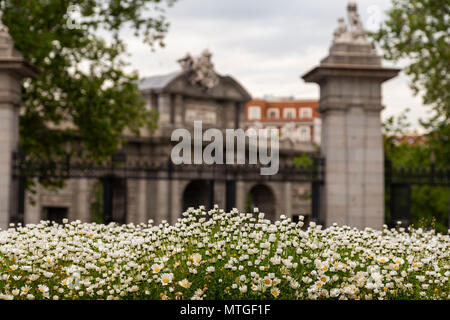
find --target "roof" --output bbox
[139,71,182,91]
[138,70,252,102]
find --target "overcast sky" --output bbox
[124,0,429,131]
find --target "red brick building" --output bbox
[245,98,321,144]
[390,134,425,146]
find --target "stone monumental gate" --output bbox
[1,3,403,230]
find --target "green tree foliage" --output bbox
[293,153,314,168]
[90,180,103,224]
[383,109,449,233]
[371,0,449,232]
[0,0,176,162]
[371,0,449,166]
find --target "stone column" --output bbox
[72,178,90,222]
[158,93,172,125]
[284,181,292,218]
[364,109,385,228]
[302,4,399,229]
[213,181,226,209]
[146,180,158,222]
[170,179,181,224]
[136,179,147,224]
[156,179,170,224]
[0,21,38,229]
[174,94,184,125]
[235,181,246,212]
[222,101,236,128]
[125,179,148,224]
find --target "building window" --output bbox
[283,108,296,119]
[248,106,261,120]
[267,108,279,119]
[299,108,312,119]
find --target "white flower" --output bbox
[378,256,389,264]
[151,263,163,274]
[190,253,202,265]
[271,287,280,298]
[160,273,173,286]
[38,285,49,294]
[178,279,191,289]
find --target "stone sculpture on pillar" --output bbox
[0,10,38,229]
[302,3,399,229]
[0,11,8,33]
[333,18,350,44]
[177,49,219,90]
[333,2,370,45]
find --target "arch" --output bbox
[101,176,127,224]
[248,184,276,221]
[182,180,210,211]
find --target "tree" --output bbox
[1,0,176,162]
[370,0,449,166]
[383,109,449,233]
[371,0,449,232]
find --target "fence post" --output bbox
[225,180,236,212]
[302,3,399,229]
[0,14,38,229]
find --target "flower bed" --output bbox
[0,207,449,300]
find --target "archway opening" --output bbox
[248,184,276,221]
[182,180,210,212]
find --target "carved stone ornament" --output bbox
[333,2,369,44]
[177,49,220,90]
[0,10,9,34]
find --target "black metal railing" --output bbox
[385,159,450,227]
[11,152,325,225]
[13,152,325,183]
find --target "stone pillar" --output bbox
[170,179,181,224]
[174,94,184,125]
[213,181,226,209]
[0,20,38,229]
[137,179,147,224]
[302,4,399,229]
[158,93,172,124]
[126,179,148,224]
[284,182,292,218]
[235,181,246,212]
[156,179,170,224]
[72,178,90,222]
[222,101,236,128]
[146,180,158,222]
[125,179,139,224]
